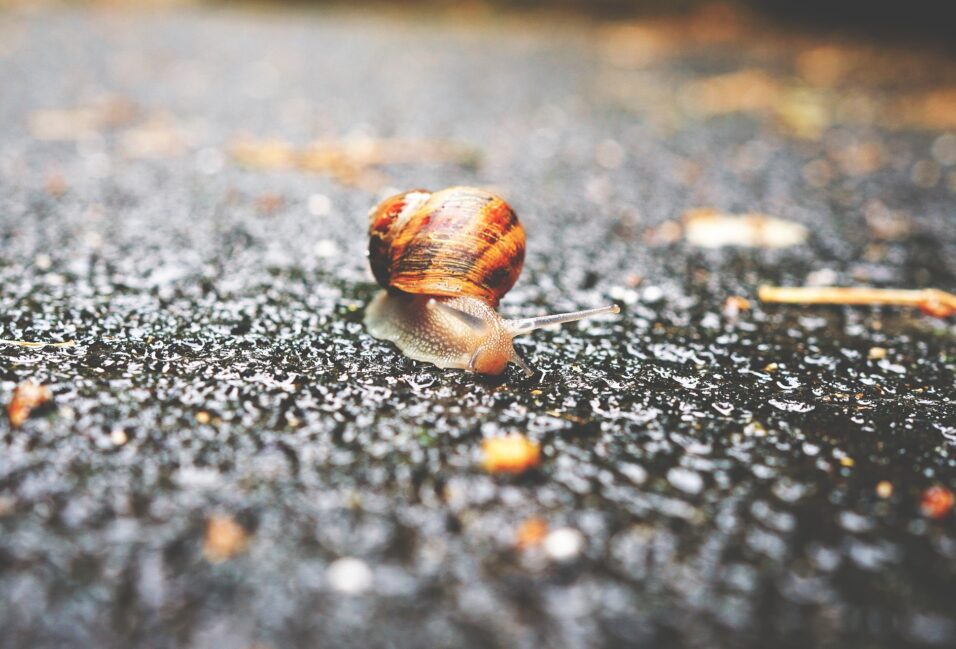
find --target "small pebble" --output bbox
[326,557,373,594]
[667,467,704,495]
[543,527,584,561]
[620,463,648,485]
[930,133,956,166]
[744,421,767,437]
[308,193,332,216]
[641,285,664,303]
[314,239,338,258]
[806,268,838,285]
[609,285,639,305]
[876,481,893,498]
[868,347,888,360]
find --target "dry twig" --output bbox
[758,286,956,317]
[0,339,76,349]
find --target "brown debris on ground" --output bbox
[203,514,249,563]
[481,434,541,475]
[921,486,954,520]
[596,4,956,140]
[230,137,480,190]
[27,96,136,141]
[6,381,53,428]
[515,518,549,550]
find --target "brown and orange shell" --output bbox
[368,187,525,306]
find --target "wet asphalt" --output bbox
[1,4,955,649]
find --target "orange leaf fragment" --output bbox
[723,295,752,319]
[7,382,53,428]
[481,435,541,475]
[921,486,954,520]
[515,518,549,550]
[203,515,248,563]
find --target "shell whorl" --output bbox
[367,187,525,306]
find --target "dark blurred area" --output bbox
[753,0,953,43]
[275,0,955,45]
[3,0,956,647]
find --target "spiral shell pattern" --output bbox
[368,187,525,306]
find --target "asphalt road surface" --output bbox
[1,4,955,648]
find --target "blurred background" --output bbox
[2,1,956,649]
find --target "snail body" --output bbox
[364,187,619,376]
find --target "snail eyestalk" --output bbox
[506,304,621,337]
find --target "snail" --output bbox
[364,186,620,376]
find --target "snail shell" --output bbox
[368,186,525,306]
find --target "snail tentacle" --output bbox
[506,304,621,337]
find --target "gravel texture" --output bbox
[1,4,955,648]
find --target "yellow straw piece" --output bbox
[0,339,77,349]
